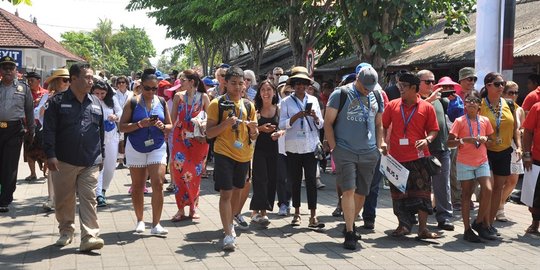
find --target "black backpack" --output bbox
[334,88,383,128]
[206,96,253,145]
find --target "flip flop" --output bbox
[391,226,410,237]
[417,230,443,239]
[25,175,37,181]
[171,214,189,222]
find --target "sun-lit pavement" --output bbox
[1,155,539,270]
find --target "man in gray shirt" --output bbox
[0,56,34,213]
[324,66,385,250]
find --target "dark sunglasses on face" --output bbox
[421,80,436,85]
[291,80,310,86]
[465,99,481,104]
[505,91,519,96]
[117,81,126,84]
[488,81,506,88]
[465,77,478,83]
[143,85,158,91]
[62,78,70,83]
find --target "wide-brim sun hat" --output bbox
[45,68,69,84]
[286,66,312,84]
[434,76,462,92]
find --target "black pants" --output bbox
[276,154,291,208]
[287,152,318,210]
[0,123,24,206]
[250,150,277,211]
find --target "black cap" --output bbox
[0,56,17,66]
[25,71,41,79]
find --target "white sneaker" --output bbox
[230,224,236,238]
[278,204,288,216]
[223,235,236,251]
[135,221,145,233]
[150,224,168,236]
[252,213,263,223]
[260,215,270,226]
[42,199,54,212]
[234,214,249,230]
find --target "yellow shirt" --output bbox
[480,98,514,152]
[207,97,256,162]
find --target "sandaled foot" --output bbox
[418,229,442,239]
[171,212,189,222]
[525,224,539,234]
[189,209,200,219]
[391,226,410,237]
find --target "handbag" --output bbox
[314,142,325,161]
[423,156,441,176]
[191,110,207,138]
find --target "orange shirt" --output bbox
[522,102,540,161]
[382,96,439,162]
[450,115,494,166]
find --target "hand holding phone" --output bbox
[150,114,158,121]
[305,102,313,112]
[440,90,456,98]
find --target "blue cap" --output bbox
[355,62,372,74]
[155,70,163,80]
[202,76,217,86]
[219,63,230,69]
[341,73,356,82]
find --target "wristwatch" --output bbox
[459,138,464,145]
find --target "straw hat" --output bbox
[286,66,312,84]
[45,68,69,84]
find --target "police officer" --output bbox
[0,56,34,213]
[43,62,105,252]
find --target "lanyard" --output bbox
[352,85,370,127]
[291,95,313,131]
[184,92,199,126]
[465,114,480,137]
[140,95,155,139]
[400,104,417,137]
[484,97,502,136]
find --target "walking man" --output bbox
[43,63,105,251]
[324,66,384,249]
[0,56,34,213]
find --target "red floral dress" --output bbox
[171,93,209,210]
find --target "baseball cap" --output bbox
[355,62,372,74]
[357,67,378,91]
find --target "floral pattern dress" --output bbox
[172,93,209,210]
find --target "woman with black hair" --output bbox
[170,69,210,221]
[119,68,172,236]
[249,80,282,225]
[91,80,123,207]
[479,72,522,239]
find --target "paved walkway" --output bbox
[1,157,540,270]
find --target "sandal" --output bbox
[171,214,189,222]
[418,229,442,239]
[308,217,320,228]
[291,215,301,226]
[525,224,539,234]
[189,209,200,219]
[391,226,410,237]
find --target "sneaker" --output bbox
[223,235,236,251]
[79,236,104,252]
[166,182,175,192]
[341,224,362,240]
[463,228,482,243]
[259,215,270,226]
[477,226,497,240]
[135,221,145,233]
[230,224,236,238]
[343,231,358,250]
[291,215,301,226]
[96,196,107,207]
[234,214,249,230]
[42,199,54,212]
[55,233,73,246]
[278,204,288,216]
[252,213,263,223]
[150,224,168,236]
[496,209,508,222]
[488,225,501,236]
[316,178,326,189]
[332,207,343,217]
[363,220,375,230]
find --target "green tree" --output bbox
[60,31,102,65]
[92,18,113,54]
[337,0,476,69]
[3,0,32,5]
[110,25,156,74]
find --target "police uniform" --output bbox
[42,88,104,240]
[0,56,34,211]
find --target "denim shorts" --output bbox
[456,161,491,181]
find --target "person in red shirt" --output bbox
[24,72,48,181]
[522,74,540,114]
[382,72,440,239]
[521,102,540,234]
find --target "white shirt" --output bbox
[100,95,123,142]
[115,89,132,109]
[279,93,323,154]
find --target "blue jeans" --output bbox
[431,150,453,222]
[362,156,382,222]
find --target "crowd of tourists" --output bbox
[1,55,540,252]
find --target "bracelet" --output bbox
[459,138,464,145]
[136,121,143,129]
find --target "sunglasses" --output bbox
[117,81,126,84]
[291,80,310,86]
[421,80,436,85]
[488,81,506,88]
[219,74,226,77]
[465,77,478,83]
[62,78,70,83]
[274,73,283,77]
[143,85,158,91]
[465,99,481,104]
[505,91,519,96]
[283,91,293,96]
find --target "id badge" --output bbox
[144,139,155,147]
[233,140,243,149]
[496,137,503,145]
[296,131,307,138]
[399,138,409,145]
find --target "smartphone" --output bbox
[440,90,456,98]
[305,102,313,112]
[150,114,158,121]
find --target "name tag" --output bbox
[61,104,72,108]
[296,131,307,138]
[399,138,409,145]
[144,139,155,147]
[92,105,101,110]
